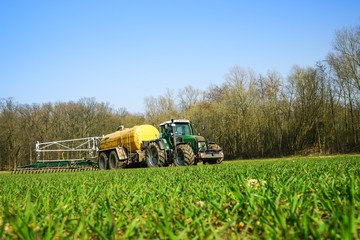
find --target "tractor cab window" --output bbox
[160,122,192,137]
[160,124,170,137]
[175,124,191,136]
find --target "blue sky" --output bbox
[1,1,359,113]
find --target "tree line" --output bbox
[1,24,359,170]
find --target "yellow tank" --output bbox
[99,124,159,152]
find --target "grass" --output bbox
[0,155,359,239]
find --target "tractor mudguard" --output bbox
[157,139,166,150]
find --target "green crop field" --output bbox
[0,155,359,239]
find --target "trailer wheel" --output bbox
[145,142,166,167]
[175,144,195,166]
[98,152,108,170]
[108,151,118,169]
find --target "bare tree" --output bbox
[0,99,21,169]
[144,89,180,125]
[327,24,360,150]
[332,25,360,90]
[178,85,202,113]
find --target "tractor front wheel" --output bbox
[175,144,195,166]
[145,142,166,167]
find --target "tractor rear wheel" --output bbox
[108,151,118,169]
[175,144,195,166]
[98,152,108,170]
[145,142,166,167]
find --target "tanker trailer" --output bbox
[98,124,159,169]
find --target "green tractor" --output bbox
[143,119,224,167]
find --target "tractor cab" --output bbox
[159,119,194,149]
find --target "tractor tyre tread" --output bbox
[145,142,166,167]
[175,144,195,166]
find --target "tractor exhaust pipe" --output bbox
[171,119,177,158]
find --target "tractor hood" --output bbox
[195,135,206,142]
[177,135,205,143]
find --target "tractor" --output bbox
[143,119,224,167]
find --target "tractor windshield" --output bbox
[175,123,192,136]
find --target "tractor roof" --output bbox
[159,119,190,126]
